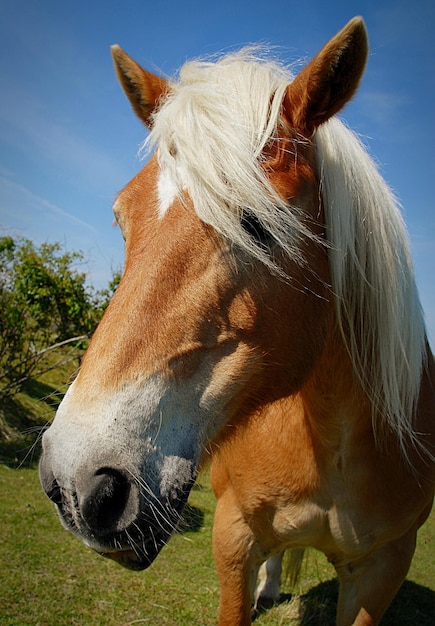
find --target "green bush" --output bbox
[0,235,120,447]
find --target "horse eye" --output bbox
[240,211,272,247]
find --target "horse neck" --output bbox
[299,321,374,454]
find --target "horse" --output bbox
[39,17,435,626]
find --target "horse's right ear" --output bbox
[111,45,168,128]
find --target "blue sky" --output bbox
[1,0,434,345]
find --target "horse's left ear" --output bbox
[284,16,368,136]
[111,45,168,128]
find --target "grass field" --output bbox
[0,360,434,625]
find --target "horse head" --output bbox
[39,19,369,569]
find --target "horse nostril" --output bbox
[79,468,135,535]
[39,455,64,506]
[42,476,63,506]
[46,479,63,506]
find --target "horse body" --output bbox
[39,17,434,625]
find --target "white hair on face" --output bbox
[143,49,427,453]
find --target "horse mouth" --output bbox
[95,519,175,570]
[80,515,176,571]
[100,547,158,571]
[80,490,193,570]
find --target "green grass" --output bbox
[0,359,434,625]
[0,464,434,626]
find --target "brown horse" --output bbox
[39,17,434,626]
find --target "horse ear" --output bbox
[111,45,168,128]
[284,16,368,136]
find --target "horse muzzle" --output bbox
[39,451,193,570]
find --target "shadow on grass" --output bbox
[256,578,435,625]
[381,580,435,625]
[22,377,65,408]
[0,378,63,468]
[177,504,205,533]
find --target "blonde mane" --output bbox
[145,50,427,448]
[316,119,426,448]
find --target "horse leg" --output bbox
[254,552,284,611]
[332,528,418,626]
[213,491,260,626]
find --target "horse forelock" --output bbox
[143,49,316,272]
[143,49,427,453]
